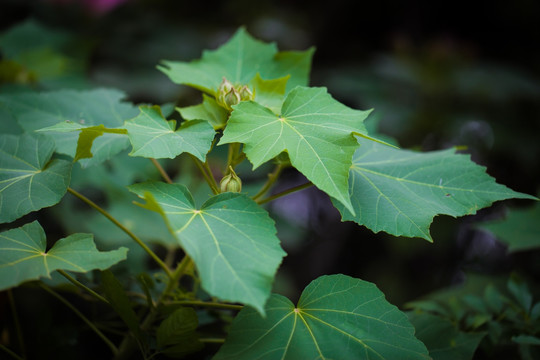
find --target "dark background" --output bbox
[1,1,539,358]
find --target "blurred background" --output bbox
[1,0,539,358]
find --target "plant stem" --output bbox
[58,269,109,305]
[39,283,119,356]
[0,344,24,360]
[252,164,284,201]
[150,158,173,184]
[7,289,26,360]
[200,338,225,344]
[167,300,243,311]
[189,155,220,195]
[67,187,172,278]
[257,182,314,205]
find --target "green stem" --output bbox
[7,289,26,360]
[257,182,314,205]
[67,187,172,278]
[58,269,109,305]
[0,344,24,360]
[190,155,220,195]
[200,338,225,344]
[39,283,119,356]
[150,158,173,184]
[167,300,243,311]
[252,164,284,201]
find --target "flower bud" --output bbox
[220,166,242,193]
[223,88,240,110]
[238,85,254,101]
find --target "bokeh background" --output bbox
[1,0,539,358]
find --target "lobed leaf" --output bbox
[334,137,537,241]
[177,94,229,130]
[0,221,128,291]
[0,133,72,223]
[128,181,286,313]
[214,274,429,360]
[220,86,373,214]
[158,27,313,95]
[125,105,214,161]
[0,88,138,166]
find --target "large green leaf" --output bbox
[477,202,540,252]
[408,312,485,360]
[124,105,214,161]
[0,221,128,291]
[0,88,138,166]
[213,274,429,360]
[158,27,313,95]
[334,137,537,241]
[220,86,372,214]
[0,133,72,223]
[128,181,285,313]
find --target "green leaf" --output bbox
[177,94,229,130]
[125,105,214,161]
[0,133,72,223]
[101,270,142,340]
[39,122,128,162]
[0,88,138,166]
[157,307,203,357]
[158,28,313,95]
[0,221,128,291]
[250,73,289,114]
[221,86,372,214]
[334,137,537,241]
[512,335,540,346]
[477,202,540,252]
[128,181,286,313]
[214,274,429,360]
[408,312,486,360]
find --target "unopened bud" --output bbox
[220,166,242,193]
[238,85,254,101]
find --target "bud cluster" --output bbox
[216,78,254,111]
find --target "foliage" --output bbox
[0,22,537,360]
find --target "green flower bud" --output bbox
[223,88,240,110]
[220,166,242,193]
[238,85,254,101]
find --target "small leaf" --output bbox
[159,28,313,95]
[125,105,214,161]
[128,181,286,313]
[512,335,540,346]
[177,94,229,130]
[335,137,537,241]
[477,202,540,252]
[221,86,373,214]
[0,221,128,291]
[214,274,429,360]
[409,312,486,360]
[0,88,138,166]
[101,270,142,340]
[157,307,203,357]
[0,133,72,223]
